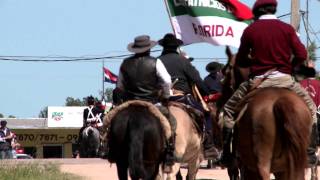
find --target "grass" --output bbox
[0,161,84,180]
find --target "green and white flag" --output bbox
[164,0,251,48]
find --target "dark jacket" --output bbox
[159,50,209,96]
[204,73,223,93]
[83,106,103,126]
[120,54,160,102]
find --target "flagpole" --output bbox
[102,59,105,101]
[163,0,177,36]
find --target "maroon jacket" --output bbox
[300,78,320,108]
[236,15,307,77]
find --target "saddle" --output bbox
[103,100,172,139]
[168,101,204,135]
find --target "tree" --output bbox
[0,113,4,118]
[307,41,317,62]
[39,107,48,118]
[8,115,16,118]
[65,97,86,106]
[101,88,114,102]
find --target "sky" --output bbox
[0,0,319,118]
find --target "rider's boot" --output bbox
[203,130,218,159]
[203,112,219,159]
[157,104,177,173]
[220,126,233,167]
[308,123,318,166]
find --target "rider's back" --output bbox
[120,55,159,102]
[237,18,306,77]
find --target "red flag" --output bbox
[103,67,118,84]
[219,0,253,20]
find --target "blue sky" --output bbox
[0,0,319,118]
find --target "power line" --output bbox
[0,49,229,63]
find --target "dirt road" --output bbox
[58,158,229,180]
[13,158,317,180]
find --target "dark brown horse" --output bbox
[215,47,312,180]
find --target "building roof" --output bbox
[0,118,47,129]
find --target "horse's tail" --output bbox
[273,96,310,179]
[128,117,146,179]
[87,128,93,136]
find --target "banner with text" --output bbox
[164,0,251,48]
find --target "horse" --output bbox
[162,102,202,180]
[103,100,202,180]
[79,126,101,158]
[215,47,313,180]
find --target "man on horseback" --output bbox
[115,35,177,167]
[219,0,318,166]
[157,33,216,157]
[77,96,104,147]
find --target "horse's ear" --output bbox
[225,46,232,59]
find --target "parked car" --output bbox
[16,154,33,159]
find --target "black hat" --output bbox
[296,65,316,78]
[158,33,183,47]
[127,35,157,53]
[0,120,7,126]
[87,96,95,105]
[206,62,224,73]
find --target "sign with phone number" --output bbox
[16,134,78,143]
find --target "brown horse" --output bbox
[217,47,312,180]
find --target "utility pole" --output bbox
[306,0,309,48]
[290,0,300,31]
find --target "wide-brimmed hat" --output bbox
[253,0,277,12]
[206,62,224,73]
[158,33,183,47]
[127,35,157,53]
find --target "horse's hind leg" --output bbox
[116,160,128,180]
[241,166,264,180]
[166,163,181,180]
[176,169,183,180]
[186,157,201,180]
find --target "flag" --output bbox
[164,0,252,48]
[103,67,118,84]
[218,0,253,21]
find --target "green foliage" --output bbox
[0,162,83,180]
[65,97,86,106]
[103,88,114,102]
[38,107,48,118]
[8,115,16,118]
[307,41,317,62]
[0,113,3,118]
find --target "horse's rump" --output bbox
[236,87,311,179]
[80,126,100,158]
[107,102,166,179]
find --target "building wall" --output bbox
[13,128,79,158]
